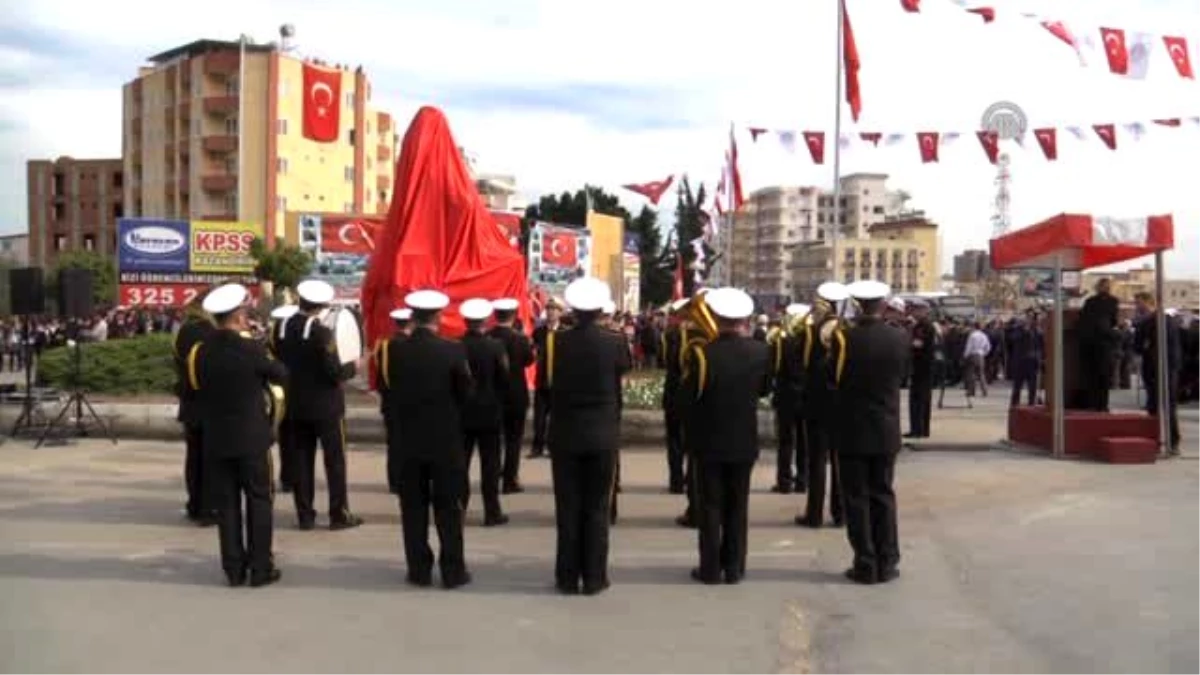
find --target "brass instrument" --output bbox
[241,330,287,430]
[678,290,719,342]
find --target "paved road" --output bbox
[0,433,1195,673]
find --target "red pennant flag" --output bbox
[976,131,999,164]
[1099,27,1129,75]
[748,127,768,142]
[967,7,995,23]
[1093,123,1117,150]
[1164,36,1195,79]
[916,132,939,163]
[859,132,882,146]
[622,175,675,205]
[301,63,342,143]
[1033,128,1058,160]
[841,0,862,123]
[1154,118,1182,127]
[900,0,920,11]
[803,131,826,164]
[728,129,746,211]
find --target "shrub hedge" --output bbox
[38,333,177,395]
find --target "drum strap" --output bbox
[381,340,391,388]
[546,331,556,387]
[302,316,317,341]
[277,315,291,341]
[692,344,708,400]
[803,324,814,368]
[833,329,848,386]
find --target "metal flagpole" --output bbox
[1154,251,1170,455]
[830,0,845,284]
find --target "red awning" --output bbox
[989,213,1175,270]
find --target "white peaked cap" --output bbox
[786,303,810,317]
[202,283,248,315]
[887,297,907,312]
[390,308,413,321]
[564,277,611,312]
[296,278,335,305]
[602,300,617,315]
[270,304,299,320]
[847,280,891,300]
[1165,307,1179,317]
[492,298,519,312]
[817,281,850,302]
[460,298,494,320]
[405,289,450,310]
[705,287,755,320]
[670,298,689,312]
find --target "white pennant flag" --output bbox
[1187,116,1200,127]
[941,132,962,147]
[838,134,851,149]
[1065,125,1087,141]
[777,130,797,154]
[1127,32,1154,80]
[1123,122,1146,141]
[884,133,906,147]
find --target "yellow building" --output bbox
[122,39,397,245]
[791,213,941,299]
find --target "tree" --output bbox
[627,206,674,307]
[672,176,713,296]
[51,250,117,308]
[250,238,314,299]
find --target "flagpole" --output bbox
[830,0,845,285]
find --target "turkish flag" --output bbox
[1093,123,1117,150]
[1164,36,1195,79]
[541,231,578,267]
[803,131,825,164]
[321,216,380,254]
[859,132,882,147]
[1100,27,1129,75]
[967,7,995,23]
[976,130,999,164]
[1033,128,1058,161]
[916,132,939,163]
[900,0,919,12]
[1154,118,1182,127]
[842,0,862,123]
[728,129,746,211]
[302,63,342,143]
[622,175,675,205]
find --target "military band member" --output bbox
[796,283,848,528]
[681,288,771,585]
[377,308,413,495]
[547,278,630,595]
[660,298,690,494]
[268,304,299,493]
[827,280,907,585]
[907,300,937,439]
[601,299,623,524]
[487,298,534,493]
[174,294,216,525]
[385,290,474,588]
[770,303,807,494]
[277,279,362,531]
[676,298,711,529]
[459,298,510,526]
[529,298,563,458]
[188,284,287,587]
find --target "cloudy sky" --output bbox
[2,0,1198,277]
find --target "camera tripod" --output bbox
[35,336,117,448]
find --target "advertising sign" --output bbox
[298,213,383,305]
[1019,270,1082,298]
[117,219,190,273]
[189,221,261,273]
[118,282,261,308]
[621,252,641,313]
[527,222,591,298]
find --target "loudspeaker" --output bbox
[58,268,95,318]
[9,267,45,316]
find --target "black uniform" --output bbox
[276,311,358,529]
[487,324,535,490]
[676,330,710,527]
[375,333,407,495]
[546,317,630,594]
[1077,291,1119,411]
[385,326,474,587]
[267,317,295,492]
[1134,312,1183,452]
[828,315,907,584]
[461,329,509,522]
[796,318,843,527]
[187,328,287,585]
[908,317,937,438]
[607,322,626,525]
[661,325,687,492]
[683,331,771,584]
[530,322,560,457]
[770,332,806,493]
[174,317,216,523]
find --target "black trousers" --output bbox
[383,409,402,495]
[908,376,933,437]
[183,422,211,518]
[551,451,615,590]
[664,407,685,491]
[531,390,551,455]
[399,458,467,581]
[1010,358,1039,407]
[696,460,753,582]
[208,450,274,577]
[803,418,842,524]
[277,417,295,490]
[501,403,528,486]
[290,417,351,523]
[463,426,503,518]
[610,450,621,524]
[1145,372,1182,450]
[1079,342,1113,411]
[774,408,806,489]
[839,453,899,576]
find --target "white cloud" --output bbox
[2,0,1198,279]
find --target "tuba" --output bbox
[241,330,287,431]
[679,290,720,342]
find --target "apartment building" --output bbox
[122,39,397,244]
[1082,266,1200,310]
[953,249,992,283]
[792,213,941,299]
[26,157,124,268]
[0,234,29,267]
[476,173,528,214]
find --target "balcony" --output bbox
[202,134,237,153]
[177,138,190,156]
[203,51,240,77]
[376,144,391,162]
[203,95,238,116]
[177,101,190,120]
[201,173,236,192]
[376,174,390,191]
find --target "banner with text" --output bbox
[117,219,190,273]
[116,218,262,307]
[189,221,260,273]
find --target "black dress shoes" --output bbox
[249,567,282,588]
[844,567,876,585]
[877,567,900,583]
[407,572,433,588]
[483,513,510,527]
[501,482,525,495]
[581,579,610,596]
[442,571,472,590]
[690,568,721,585]
[330,513,364,531]
[795,514,822,528]
[225,568,247,587]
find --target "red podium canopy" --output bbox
[360,106,533,355]
[989,213,1174,270]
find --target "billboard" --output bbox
[621,252,641,313]
[189,221,261,273]
[527,222,591,298]
[1020,270,1082,298]
[117,219,190,273]
[298,213,383,304]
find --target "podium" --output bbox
[1044,308,1081,411]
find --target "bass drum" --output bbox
[321,307,363,365]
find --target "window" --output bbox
[225,78,238,96]
[112,203,122,219]
[344,166,354,182]
[277,119,288,135]
[83,234,95,251]
[348,128,356,145]
[113,173,123,189]
[225,117,239,134]
[54,235,66,251]
[53,203,65,221]
[873,205,884,214]
[224,194,237,213]
[276,196,287,211]
[277,157,289,174]
[278,80,288,98]
[345,91,354,108]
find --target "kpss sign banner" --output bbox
[116,218,263,307]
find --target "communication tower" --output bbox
[991,153,1011,238]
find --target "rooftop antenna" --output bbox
[991,153,1011,238]
[279,24,296,53]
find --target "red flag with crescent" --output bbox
[622,175,675,205]
[302,63,342,143]
[542,230,579,267]
[1164,36,1194,79]
[319,216,379,255]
